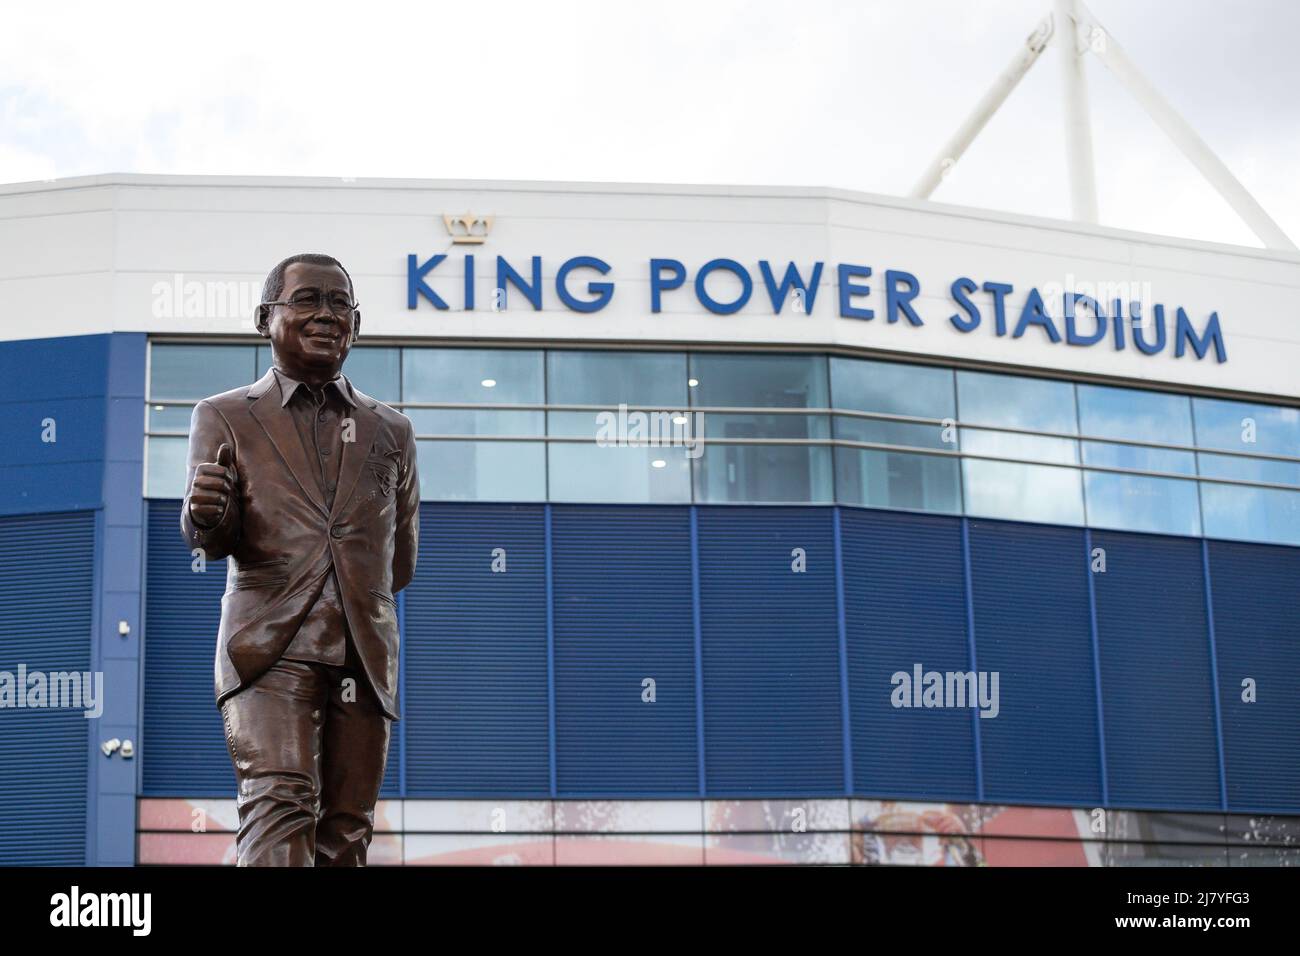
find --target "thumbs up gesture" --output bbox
[189,443,237,528]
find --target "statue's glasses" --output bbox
[262,290,360,318]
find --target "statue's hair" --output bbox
[261,252,354,305]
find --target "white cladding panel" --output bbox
[1,174,1296,400]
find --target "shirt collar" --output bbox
[271,366,358,409]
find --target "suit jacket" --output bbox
[180,368,419,720]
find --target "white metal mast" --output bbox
[908,0,1295,251]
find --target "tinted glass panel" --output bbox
[695,444,832,503]
[404,348,543,404]
[150,345,255,400]
[549,444,692,503]
[690,353,828,408]
[963,460,1084,525]
[416,440,546,501]
[547,351,686,407]
[1084,472,1202,536]
[835,447,961,513]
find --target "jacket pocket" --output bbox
[369,588,398,608]
[232,558,289,590]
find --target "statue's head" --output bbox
[255,253,361,380]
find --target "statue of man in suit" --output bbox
[181,253,420,866]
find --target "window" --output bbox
[831,357,960,513]
[143,343,1300,547]
[690,354,832,503]
[1078,385,1200,535]
[958,371,1083,524]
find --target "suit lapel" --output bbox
[331,394,380,523]
[247,370,330,518]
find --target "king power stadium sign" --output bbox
[405,253,1229,364]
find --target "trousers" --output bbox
[219,638,391,867]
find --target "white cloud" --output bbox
[0,0,1295,248]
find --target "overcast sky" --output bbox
[1,0,1295,248]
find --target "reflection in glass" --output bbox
[1082,441,1196,476]
[962,459,1084,525]
[1200,482,1300,547]
[148,404,195,433]
[1077,383,1197,476]
[695,443,832,503]
[690,353,828,408]
[415,440,545,501]
[1084,472,1202,536]
[957,371,1078,466]
[403,348,543,404]
[150,345,255,400]
[547,351,686,407]
[146,436,189,498]
[549,444,692,503]
[1078,383,1194,444]
[1193,397,1300,487]
[339,347,400,403]
[835,447,960,513]
[408,408,543,437]
[831,356,955,418]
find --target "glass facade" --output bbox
[145,342,1300,547]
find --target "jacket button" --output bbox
[330,526,344,539]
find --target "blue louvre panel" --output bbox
[968,520,1103,805]
[141,500,234,796]
[551,505,698,796]
[0,511,94,864]
[142,500,399,798]
[404,503,550,796]
[1208,540,1300,813]
[841,508,978,801]
[696,506,843,795]
[1091,531,1220,810]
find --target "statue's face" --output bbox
[261,262,358,377]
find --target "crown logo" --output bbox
[443,213,494,244]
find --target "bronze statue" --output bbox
[181,253,419,866]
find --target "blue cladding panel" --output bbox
[1091,531,1220,810]
[968,520,1103,805]
[142,501,399,798]
[841,509,978,800]
[0,511,93,864]
[696,507,843,795]
[403,503,551,796]
[551,505,698,796]
[0,335,110,516]
[1208,540,1300,812]
[141,500,234,796]
[0,334,109,401]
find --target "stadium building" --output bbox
[1,173,1297,865]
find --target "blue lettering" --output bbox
[496,256,543,310]
[1134,304,1168,355]
[759,261,823,314]
[1175,308,1227,362]
[1013,288,1061,342]
[407,254,448,309]
[1065,293,1106,346]
[837,264,874,320]
[695,258,753,315]
[885,269,924,325]
[556,256,614,313]
[650,258,686,313]
[982,281,1013,336]
[949,277,980,332]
